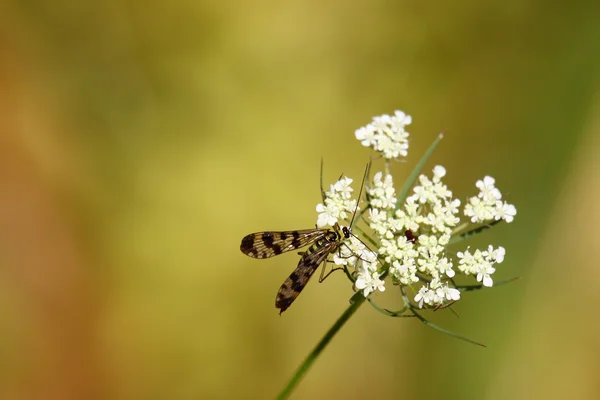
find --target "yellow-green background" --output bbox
[1,1,599,399]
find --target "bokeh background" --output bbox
[1,1,599,399]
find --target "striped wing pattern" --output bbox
[240,229,329,259]
[240,226,347,313]
[275,239,341,313]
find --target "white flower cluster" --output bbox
[317,176,384,296]
[357,165,514,309]
[414,282,461,309]
[316,177,357,228]
[457,245,505,287]
[367,172,397,209]
[334,236,383,297]
[355,111,411,159]
[464,176,517,223]
[312,110,517,311]
[366,166,461,305]
[407,166,461,236]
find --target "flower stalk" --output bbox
[276,292,366,400]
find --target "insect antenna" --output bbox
[330,160,381,274]
[348,160,371,230]
[320,158,346,203]
[345,160,388,271]
[319,157,327,203]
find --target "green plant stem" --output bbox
[276,292,366,399]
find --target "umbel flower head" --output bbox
[265,110,519,399]
[317,110,517,310]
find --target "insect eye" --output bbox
[342,226,350,238]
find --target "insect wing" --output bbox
[240,229,328,259]
[275,241,339,313]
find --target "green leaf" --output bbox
[410,307,487,347]
[449,219,503,245]
[367,297,413,317]
[456,276,520,292]
[396,133,444,208]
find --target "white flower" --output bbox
[433,165,446,179]
[477,266,495,287]
[417,234,445,256]
[389,255,419,285]
[456,245,505,287]
[441,199,461,227]
[476,176,502,202]
[333,177,354,199]
[334,236,376,270]
[355,126,376,147]
[414,280,460,309]
[464,176,516,224]
[355,110,411,160]
[436,284,461,302]
[366,172,401,237]
[464,197,495,223]
[495,201,517,223]
[316,202,340,227]
[316,177,358,228]
[368,208,392,236]
[436,257,455,278]
[487,245,506,263]
[414,286,434,308]
[409,166,453,205]
[355,267,386,297]
[394,199,420,232]
[367,172,397,210]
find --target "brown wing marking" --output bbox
[240,229,328,259]
[275,242,338,314]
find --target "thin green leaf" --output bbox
[367,297,413,317]
[396,133,444,208]
[351,225,378,248]
[456,276,520,292]
[410,307,487,347]
[449,219,503,245]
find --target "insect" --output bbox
[404,229,418,244]
[240,224,351,314]
[241,162,370,314]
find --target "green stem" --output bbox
[276,292,366,399]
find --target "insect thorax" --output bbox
[303,226,342,255]
[317,231,339,247]
[333,223,351,240]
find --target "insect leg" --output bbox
[318,265,345,283]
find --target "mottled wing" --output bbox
[275,242,339,314]
[240,229,328,259]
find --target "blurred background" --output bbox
[1,1,599,399]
